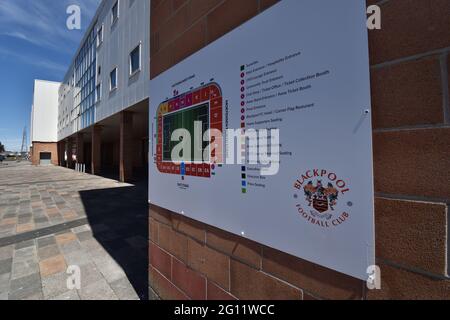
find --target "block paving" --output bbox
[0,162,148,300]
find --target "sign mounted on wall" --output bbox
[149,0,375,280]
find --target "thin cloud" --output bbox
[0,0,101,53]
[0,1,101,152]
[0,31,47,48]
[0,0,101,75]
[0,47,67,73]
[0,138,22,152]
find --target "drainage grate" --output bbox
[0,218,89,248]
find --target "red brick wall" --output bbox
[367,0,450,299]
[149,0,450,300]
[150,0,279,79]
[31,142,58,166]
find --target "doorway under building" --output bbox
[39,152,52,165]
[58,98,149,184]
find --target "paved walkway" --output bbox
[0,162,148,300]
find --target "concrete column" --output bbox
[120,111,134,182]
[56,142,61,166]
[59,140,66,167]
[66,139,72,169]
[62,140,68,167]
[91,126,102,175]
[76,133,84,164]
[58,141,63,167]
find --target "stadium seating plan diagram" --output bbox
[155,83,223,178]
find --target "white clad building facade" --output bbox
[57,0,150,181]
[30,80,60,165]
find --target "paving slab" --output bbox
[75,231,93,242]
[37,236,57,249]
[60,240,83,255]
[39,255,67,278]
[38,244,61,261]
[9,273,42,300]
[79,262,104,289]
[42,271,70,299]
[110,277,140,300]
[50,290,80,300]
[64,249,92,267]
[78,278,118,300]
[0,163,147,300]
[15,240,35,250]
[11,259,39,280]
[0,258,12,275]
[94,257,127,284]
[14,246,36,262]
[0,273,10,293]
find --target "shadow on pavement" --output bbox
[78,179,148,300]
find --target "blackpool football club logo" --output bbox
[293,169,352,228]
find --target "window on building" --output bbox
[111,1,119,25]
[110,68,117,91]
[129,44,141,75]
[97,25,103,47]
[98,65,101,76]
[96,83,102,102]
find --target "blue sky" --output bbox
[0,0,100,151]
